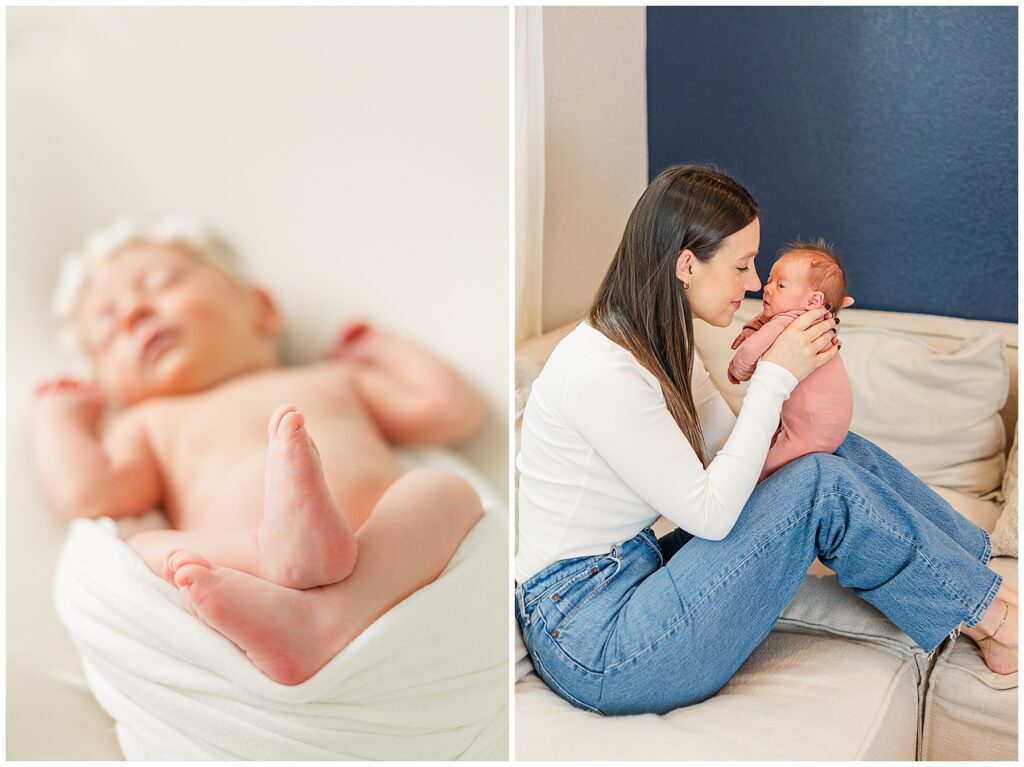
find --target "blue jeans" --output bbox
[515,433,1002,716]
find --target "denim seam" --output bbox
[605,504,818,671]
[522,554,604,611]
[557,556,621,627]
[835,488,979,612]
[965,571,1003,628]
[638,529,665,566]
[529,639,604,715]
[980,528,993,565]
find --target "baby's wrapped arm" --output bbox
[727,315,794,384]
[730,312,770,350]
[331,322,486,445]
[32,381,161,520]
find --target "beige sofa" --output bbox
[514,298,1017,761]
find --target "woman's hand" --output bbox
[760,308,839,382]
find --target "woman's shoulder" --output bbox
[548,322,659,390]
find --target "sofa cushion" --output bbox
[516,632,918,760]
[992,428,1018,557]
[921,557,1018,761]
[841,328,1008,498]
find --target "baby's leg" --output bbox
[759,426,814,482]
[166,468,483,684]
[760,411,848,483]
[128,404,357,590]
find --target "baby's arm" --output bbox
[32,379,162,520]
[331,323,486,445]
[727,315,795,385]
[730,312,770,351]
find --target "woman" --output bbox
[515,165,1017,716]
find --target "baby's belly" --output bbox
[168,434,404,533]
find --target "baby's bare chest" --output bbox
[141,365,399,525]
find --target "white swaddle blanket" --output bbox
[54,449,508,760]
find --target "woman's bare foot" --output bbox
[168,550,349,685]
[996,582,1018,606]
[256,404,357,589]
[963,598,1018,675]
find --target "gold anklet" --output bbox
[979,601,1010,646]
[988,601,1010,643]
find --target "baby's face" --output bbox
[75,242,278,404]
[760,254,818,318]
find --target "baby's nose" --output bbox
[117,297,153,332]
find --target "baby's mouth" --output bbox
[140,328,180,366]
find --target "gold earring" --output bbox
[683,281,690,290]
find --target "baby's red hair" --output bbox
[783,238,848,316]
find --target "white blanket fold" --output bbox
[55,450,508,761]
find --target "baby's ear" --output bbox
[805,291,826,309]
[250,287,283,336]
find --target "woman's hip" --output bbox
[515,529,664,707]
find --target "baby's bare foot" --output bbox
[169,550,346,685]
[257,404,357,589]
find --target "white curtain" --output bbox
[515,6,545,344]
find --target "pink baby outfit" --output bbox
[728,310,853,482]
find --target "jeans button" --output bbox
[551,593,560,602]
[591,566,599,575]
[551,630,559,639]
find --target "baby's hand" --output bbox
[33,377,108,428]
[330,321,374,360]
[730,327,756,350]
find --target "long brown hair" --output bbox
[588,165,758,466]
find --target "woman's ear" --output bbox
[805,291,826,309]
[675,249,695,285]
[250,287,283,336]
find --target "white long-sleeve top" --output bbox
[515,321,798,583]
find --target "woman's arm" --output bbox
[565,349,797,541]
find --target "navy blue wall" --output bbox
[647,6,1017,323]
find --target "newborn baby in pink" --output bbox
[728,240,853,482]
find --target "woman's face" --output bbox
[686,218,762,327]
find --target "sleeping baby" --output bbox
[32,219,485,685]
[727,239,853,482]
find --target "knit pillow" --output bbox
[990,429,1017,557]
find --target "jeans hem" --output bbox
[980,528,994,566]
[965,570,1004,629]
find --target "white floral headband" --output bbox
[52,217,247,356]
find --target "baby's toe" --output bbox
[268,404,302,438]
[168,550,211,583]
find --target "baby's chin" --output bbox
[109,361,223,405]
